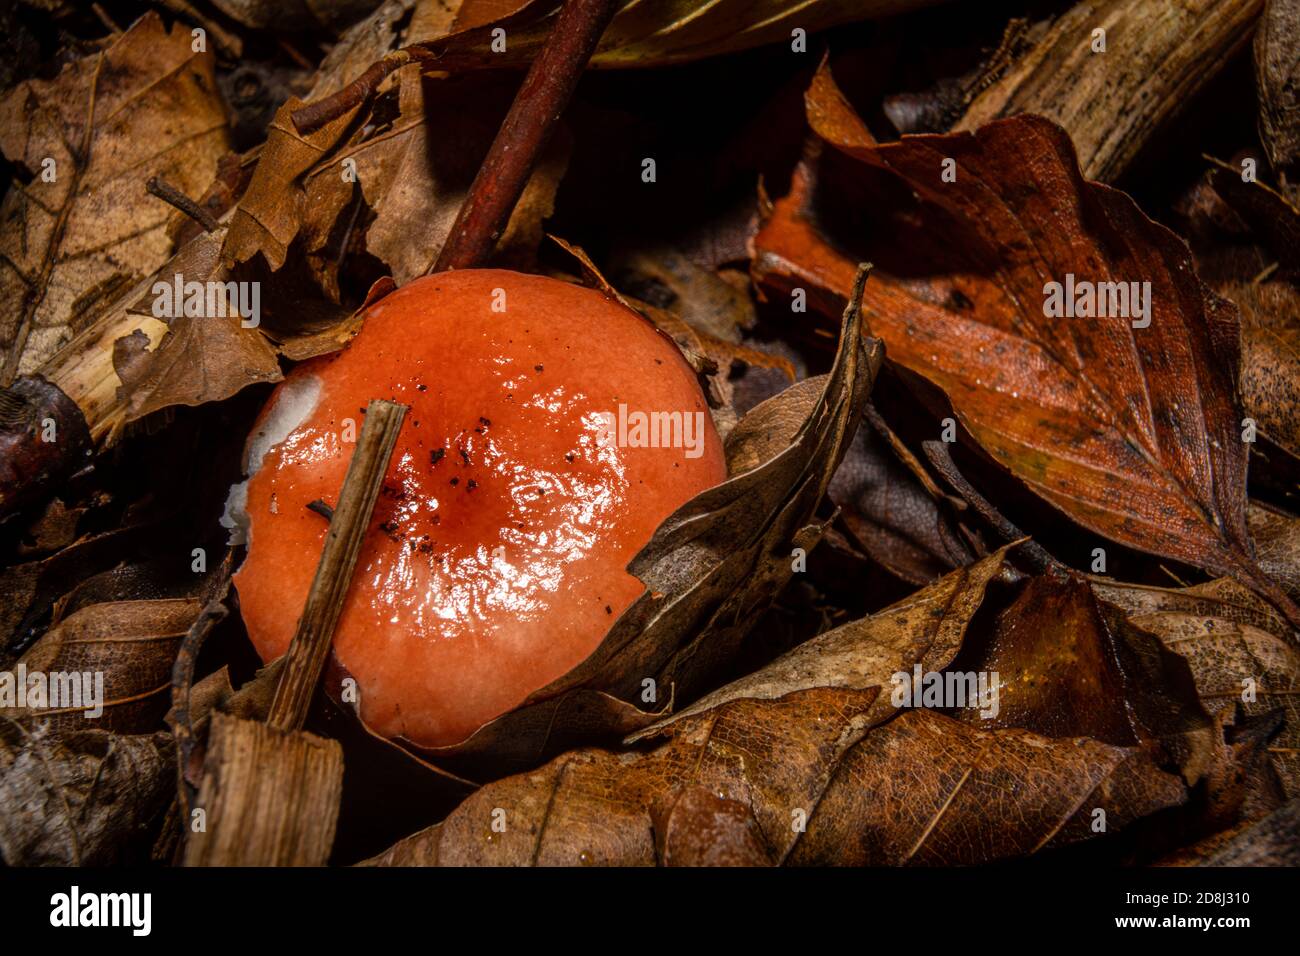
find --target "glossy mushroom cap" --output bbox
[233,270,727,747]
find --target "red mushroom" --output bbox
[232,270,727,748]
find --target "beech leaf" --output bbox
[366,691,1187,866]
[0,722,174,866]
[0,12,231,380]
[752,65,1297,626]
[1093,575,1300,797]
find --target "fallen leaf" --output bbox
[610,243,757,342]
[0,12,231,381]
[628,544,1018,742]
[1226,280,1300,461]
[1204,156,1300,277]
[0,520,170,665]
[786,708,1188,865]
[365,689,1187,866]
[1203,796,1300,865]
[0,721,174,865]
[299,69,568,286]
[107,228,283,424]
[829,409,980,585]
[222,98,364,273]
[4,598,200,734]
[1255,0,1300,170]
[1093,574,1300,797]
[752,65,1297,626]
[1249,503,1300,603]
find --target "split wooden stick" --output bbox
[185,399,406,866]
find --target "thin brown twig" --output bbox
[290,50,420,134]
[146,176,218,233]
[922,439,1058,574]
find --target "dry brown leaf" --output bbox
[1227,280,1300,461]
[1093,575,1300,797]
[829,413,980,585]
[629,544,1018,742]
[300,69,568,286]
[222,99,364,273]
[0,721,174,865]
[109,231,284,422]
[365,689,1187,866]
[1249,503,1300,603]
[1255,0,1300,170]
[5,598,199,735]
[1204,797,1300,865]
[0,520,170,665]
[0,12,230,381]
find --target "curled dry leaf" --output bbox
[0,12,231,381]
[752,64,1298,627]
[0,519,170,664]
[610,243,757,342]
[1204,156,1300,276]
[829,409,981,585]
[222,98,366,274]
[370,548,1245,867]
[946,570,1223,789]
[1226,280,1300,461]
[388,266,879,780]
[37,226,284,437]
[1093,574,1300,798]
[0,721,174,865]
[628,544,1019,742]
[1255,0,1300,170]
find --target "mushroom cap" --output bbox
[234,270,727,747]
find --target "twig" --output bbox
[91,3,121,34]
[432,0,618,271]
[146,176,218,233]
[922,439,1057,573]
[291,50,421,134]
[306,498,335,522]
[267,399,407,732]
[863,402,948,502]
[168,565,234,818]
[147,0,244,59]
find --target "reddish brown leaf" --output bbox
[752,66,1296,625]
